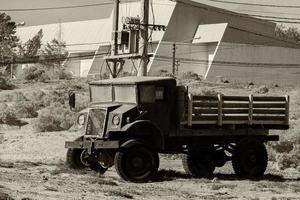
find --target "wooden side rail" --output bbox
[184,93,289,127]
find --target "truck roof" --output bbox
[89,76,176,85]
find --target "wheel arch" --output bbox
[119,120,164,150]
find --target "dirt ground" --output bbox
[0,128,300,200]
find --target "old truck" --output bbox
[65,76,289,183]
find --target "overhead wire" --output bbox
[154,55,300,69]
[0,2,113,12]
[174,1,300,24]
[205,0,300,9]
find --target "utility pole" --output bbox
[137,0,149,76]
[175,59,180,75]
[172,43,176,76]
[58,18,62,71]
[10,56,13,79]
[111,0,120,78]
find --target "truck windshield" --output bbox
[114,85,136,103]
[90,86,113,103]
[90,85,137,103]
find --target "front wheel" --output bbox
[66,148,88,169]
[66,149,108,174]
[232,138,268,178]
[114,143,159,183]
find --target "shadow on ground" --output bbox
[155,169,300,182]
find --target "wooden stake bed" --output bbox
[182,94,289,128]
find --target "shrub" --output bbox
[180,71,202,80]
[12,101,39,118]
[24,89,46,108]
[152,69,174,77]
[33,103,75,132]
[271,141,294,153]
[23,66,50,82]
[42,90,66,107]
[256,85,269,94]
[276,146,300,170]
[0,106,18,125]
[0,77,15,90]
[58,69,72,80]
[75,93,89,111]
[55,79,88,92]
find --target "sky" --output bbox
[1,0,300,28]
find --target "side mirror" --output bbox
[68,91,75,111]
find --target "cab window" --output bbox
[139,85,165,103]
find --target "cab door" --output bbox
[138,83,176,135]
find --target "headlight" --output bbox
[112,115,120,126]
[77,114,85,126]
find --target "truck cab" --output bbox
[66,76,289,183]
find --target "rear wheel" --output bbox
[114,142,159,183]
[182,154,215,178]
[232,138,268,178]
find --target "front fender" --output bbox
[111,120,164,150]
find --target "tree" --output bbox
[0,13,19,67]
[275,24,300,42]
[18,29,43,59]
[40,39,68,68]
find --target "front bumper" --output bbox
[65,139,119,149]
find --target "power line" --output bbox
[155,55,300,68]
[175,1,300,24]
[0,2,113,12]
[0,52,109,65]
[206,0,300,9]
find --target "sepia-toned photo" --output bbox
[0,0,299,199]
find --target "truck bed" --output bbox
[182,94,289,129]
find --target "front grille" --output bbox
[85,108,106,137]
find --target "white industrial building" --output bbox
[16,0,300,84]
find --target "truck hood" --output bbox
[78,103,122,114]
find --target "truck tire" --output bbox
[182,154,215,178]
[66,148,87,169]
[232,138,268,178]
[114,143,159,183]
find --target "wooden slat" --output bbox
[252,116,286,121]
[193,115,218,121]
[285,95,289,125]
[253,96,286,101]
[193,108,218,114]
[218,94,223,126]
[223,116,249,121]
[192,95,218,101]
[253,103,286,108]
[253,109,285,114]
[223,103,249,108]
[188,94,193,126]
[222,121,249,124]
[188,121,217,125]
[223,109,249,114]
[251,120,286,125]
[249,94,253,125]
[223,96,249,101]
[193,102,218,107]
